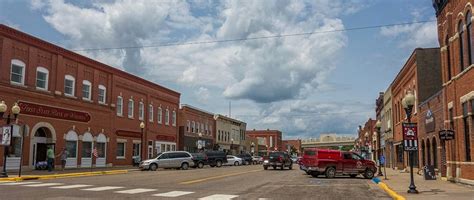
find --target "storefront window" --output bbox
[132,143,140,157]
[117,142,125,158]
[161,144,165,152]
[82,142,92,158]
[66,141,77,158]
[166,144,171,152]
[8,137,22,157]
[172,145,176,151]
[96,142,105,158]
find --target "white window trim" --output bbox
[10,59,26,86]
[117,96,123,116]
[36,67,49,91]
[158,107,162,124]
[82,80,92,101]
[98,85,106,104]
[165,109,170,125]
[149,105,154,122]
[187,120,190,132]
[64,75,76,97]
[128,99,134,119]
[172,110,176,126]
[139,101,144,121]
[116,142,126,159]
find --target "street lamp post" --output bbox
[375,120,384,176]
[140,122,145,162]
[230,138,234,155]
[198,132,203,152]
[265,145,269,156]
[402,91,418,194]
[251,142,255,156]
[0,101,21,178]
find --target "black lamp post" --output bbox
[0,101,21,178]
[140,121,145,161]
[198,132,203,152]
[251,142,255,156]
[402,91,418,194]
[230,138,234,155]
[375,120,384,176]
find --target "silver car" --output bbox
[139,151,194,171]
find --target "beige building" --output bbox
[214,114,247,154]
[382,86,394,168]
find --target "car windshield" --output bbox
[155,153,162,159]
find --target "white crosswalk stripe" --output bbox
[115,188,157,194]
[153,191,194,197]
[24,183,63,187]
[82,186,124,191]
[51,184,92,189]
[0,181,40,185]
[198,194,239,200]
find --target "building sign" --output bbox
[156,135,175,142]
[0,126,12,146]
[18,101,91,122]
[116,130,141,138]
[439,130,455,140]
[402,123,418,151]
[425,109,435,133]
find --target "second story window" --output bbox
[158,107,162,124]
[116,96,123,116]
[149,105,154,122]
[165,109,170,125]
[82,80,92,100]
[128,99,134,118]
[192,121,195,132]
[98,85,106,104]
[36,67,49,90]
[459,20,465,71]
[187,120,190,132]
[139,101,144,121]
[172,111,176,126]
[10,59,25,85]
[64,75,75,97]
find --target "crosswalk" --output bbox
[0,181,251,199]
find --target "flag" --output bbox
[93,148,98,158]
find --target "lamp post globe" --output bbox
[140,122,145,129]
[0,101,7,116]
[12,102,20,119]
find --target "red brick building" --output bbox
[178,104,215,153]
[246,129,282,156]
[0,24,180,170]
[434,0,474,183]
[282,139,302,156]
[356,119,376,160]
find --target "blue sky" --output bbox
[0,0,439,139]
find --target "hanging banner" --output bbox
[403,123,418,151]
[1,126,12,146]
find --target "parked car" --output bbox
[225,155,243,166]
[237,153,253,165]
[263,151,293,170]
[290,156,298,163]
[205,151,227,167]
[252,156,263,164]
[191,152,207,168]
[139,151,194,171]
[299,148,377,179]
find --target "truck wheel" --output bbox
[310,172,319,178]
[325,167,336,178]
[216,160,222,167]
[263,166,268,170]
[197,162,204,169]
[363,169,374,179]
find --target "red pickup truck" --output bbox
[299,148,377,179]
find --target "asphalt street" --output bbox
[0,164,390,200]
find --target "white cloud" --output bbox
[195,87,211,103]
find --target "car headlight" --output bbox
[264,160,269,163]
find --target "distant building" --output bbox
[178,104,215,153]
[214,114,246,155]
[282,139,302,156]
[302,133,356,151]
[246,129,282,156]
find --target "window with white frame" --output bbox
[10,59,25,85]
[158,107,162,124]
[172,111,176,126]
[165,109,170,125]
[192,121,195,133]
[116,142,126,158]
[205,123,209,135]
[139,101,144,121]
[149,105,154,122]
[187,120,190,132]
[209,125,212,135]
[196,122,200,133]
[64,75,75,96]
[98,85,106,104]
[117,96,123,116]
[36,67,49,90]
[128,99,134,118]
[82,80,92,100]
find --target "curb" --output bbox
[372,177,406,200]
[0,170,128,182]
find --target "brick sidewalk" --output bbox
[3,165,138,177]
[377,168,474,200]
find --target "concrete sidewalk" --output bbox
[376,168,474,200]
[3,165,138,177]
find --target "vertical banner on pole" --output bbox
[402,123,418,151]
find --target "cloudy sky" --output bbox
[0,0,439,139]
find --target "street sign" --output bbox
[1,126,12,146]
[403,123,418,151]
[423,165,436,180]
[439,130,455,140]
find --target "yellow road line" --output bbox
[180,169,263,185]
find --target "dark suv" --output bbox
[205,151,227,167]
[237,153,253,165]
[263,151,293,170]
[191,153,208,168]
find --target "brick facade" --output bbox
[178,104,215,153]
[246,130,282,156]
[0,24,180,170]
[282,139,302,156]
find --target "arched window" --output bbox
[459,20,465,71]
[64,75,76,96]
[446,36,452,80]
[165,109,170,125]
[128,98,134,118]
[139,101,144,121]
[157,107,162,124]
[421,140,426,166]
[432,138,438,169]
[116,96,123,116]
[426,138,431,166]
[82,80,92,100]
[10,59,25,85]
[467,11,473,66]
[36,67,49,90]
[65,130,78,160]
[172,111,176,126]
[149,104,154,122]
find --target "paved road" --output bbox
[0,164,389,200]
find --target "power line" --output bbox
[234,111,371,117]
[72,20,436,52]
